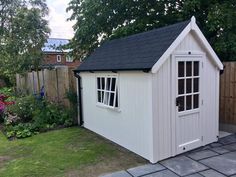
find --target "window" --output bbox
[57,55,62,62]
[97,76,119,108]
[177,61,200,112]
[66,55,73,62]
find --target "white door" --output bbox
[175,56,202,154]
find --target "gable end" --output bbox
[151,16,223,73]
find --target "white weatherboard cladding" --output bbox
[202,55,219,144]
[78,29,221,163]
[80,72,153,160]
[175,32,219,145]
[175,32,202,52]
[151,32,219,162]
[152,58,172,162]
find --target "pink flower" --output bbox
[0,94,15,113]
[0,94,8,101]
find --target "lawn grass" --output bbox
[0,127,146,177]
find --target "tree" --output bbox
[0,0,50,84]
[67,0,236,61]
[180,0,236,61]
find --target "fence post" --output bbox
[55,68,60,103]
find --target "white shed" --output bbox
[74,17,223,163]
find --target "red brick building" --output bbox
[42,38,81,68]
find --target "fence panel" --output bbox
[220,62,236,125]
[16,67,77,107]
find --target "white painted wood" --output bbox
[190,16,196,27]
[170,55,177,157]
[201,54,219,144]
[152,58,172,162]
[173,32,218,145]
[215,69,220,138]
[175,56,202,154]
[176,112,201,153]
[76,78,79,123]
[151,17,223,73]
[80,71,153,161]
[191,22,223,70]
[79,21,221,163]
[151,32,220,162]
[151,23,191,73]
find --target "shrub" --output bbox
[4,123,37,139]
[0,89,15,123]
[0,87,13,96]
[7,96,36,123]
[4,95,74,139]
[65,90,78,125]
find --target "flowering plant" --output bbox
[0,94,15,114]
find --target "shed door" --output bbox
[175,56,202,154]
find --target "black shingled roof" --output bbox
[76,20,190,72]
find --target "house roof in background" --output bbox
[42,38,70,53]
[76,20,190,72]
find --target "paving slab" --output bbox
[190,146,211,153]
[187,150,218,161]
[160,156,208,176]
[199,169,226,177]
[142,169,179,177]
[200,151,236,176]
[211,147,230,154]
[185,174,203,177]
[127,163,165,177]
[219,131,232,138]
[209,143,223,148]
[218,134,236,145]
[99,170,132,177]
[222,143,236,151]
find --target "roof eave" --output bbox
[74,68,151,73]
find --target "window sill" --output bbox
[178,108,200,116]
[96,103,121,112]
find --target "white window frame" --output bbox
[96,75,119,109]
[57,55,62,62]
[66,55,73,62]
[176,56,202,114]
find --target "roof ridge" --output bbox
[104,20,190,45]
[76,19,191,72]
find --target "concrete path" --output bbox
[100,134,236,177]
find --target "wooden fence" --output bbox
[16,67,77,107]
[220,62,236,127]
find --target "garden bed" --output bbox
[0,87,76,139]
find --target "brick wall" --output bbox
[43,53,81,68]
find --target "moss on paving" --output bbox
[0,127,146,177]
